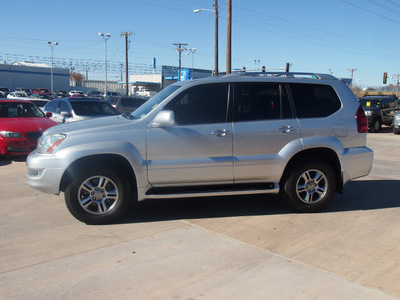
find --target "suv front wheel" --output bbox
[280,160,336,213]
[65,167,131,224]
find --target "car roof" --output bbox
[0,99,32,103]
[57,97,101,101]
[359,96,394,99]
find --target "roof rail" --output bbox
[222,71,337,80]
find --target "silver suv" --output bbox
[27,72,373,224]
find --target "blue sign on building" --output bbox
[180,68,192,81]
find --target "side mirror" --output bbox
[46,112,53,118]
[150,110,175,128]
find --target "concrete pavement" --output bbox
[0,129,399,299]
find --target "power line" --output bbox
[341,0,400,25]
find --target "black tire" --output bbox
[394,129,400,135]
[370,118,381,133]
[280,160,337,213]
[65,167,131,224]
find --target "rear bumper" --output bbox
[341,146,374,185]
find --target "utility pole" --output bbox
[214,0,219,76]
[348,68,357,88]
[121,31,132,96]
[173,42,188,80]
[226,0,232,74]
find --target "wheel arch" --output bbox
[280,148,343,193]
[60,154,137,194]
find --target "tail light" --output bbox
[356,105,368,133]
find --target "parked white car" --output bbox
[7,92,32,100]
[68,90,86,97]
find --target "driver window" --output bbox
[163,83,229,125]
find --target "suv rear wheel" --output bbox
[65,167,131,224]
[370,118,381,133]
[281,160,336,212]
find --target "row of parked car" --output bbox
[0,85,151,158]
[0,86,107,100]
[358,95,400,134]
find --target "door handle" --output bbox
[212,129,231,137]
[278,125,296,133]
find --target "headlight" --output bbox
[0,131,23,138]
[364,111,372,116]
[37,134,66,154]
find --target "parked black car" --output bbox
[358,96,399,132]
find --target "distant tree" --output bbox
[70,72,85,82]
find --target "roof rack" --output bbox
[222,71,337,80]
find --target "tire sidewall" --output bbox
[371,118,381,132]
[281,160,336,213]
[65,167,131,224]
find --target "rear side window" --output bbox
[234,82,293,121]
[289,83,341,118]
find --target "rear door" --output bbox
[232,82,301,182]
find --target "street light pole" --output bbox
[185,48,197,79]
[99,32,111,98]
[48,41,58,93]
[193,3,218,76]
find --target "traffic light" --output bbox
[383,72,388,84]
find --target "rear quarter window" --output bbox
[289,83,342,118]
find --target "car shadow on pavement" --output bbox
[117,179,400,224]
[0,155,26,166]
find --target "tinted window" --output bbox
[164,83,229,125]
[106,97,118,105]
[234,82,292,121]
[121,97,146,107]
[45,101,59,112]
[0,102,44,118]
[59,102,70,113]
[289,83,341,118]
[359,98,381,108]
[71,101,120,116]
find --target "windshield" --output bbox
[0,102,45,118]
[131,85,180,119]
[359,99,381,108]
[71,101,121,116]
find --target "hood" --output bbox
[0,117,57,133]
[44,115,144,136]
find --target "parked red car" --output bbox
[32,88,52,96]
[0,100,58,157]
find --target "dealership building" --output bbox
[0,62,214,96]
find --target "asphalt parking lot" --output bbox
[1,127,400,300]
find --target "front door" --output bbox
[147,83,233,185]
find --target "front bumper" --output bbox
[0,138,37,156]
[26,151,70,194]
